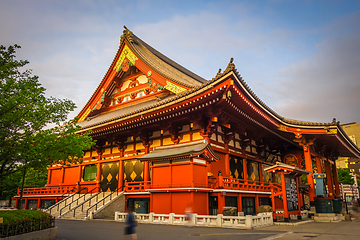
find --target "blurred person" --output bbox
[124,208,137,240]
[185,203,193,227]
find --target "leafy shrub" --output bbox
[0,209,54,237]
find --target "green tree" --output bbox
[337,168,355,185]
[0,45,95,203]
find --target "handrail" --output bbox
[85,188,122,218]
[59,187,100,216]
[47,186,78,214]
[68,188,105,218]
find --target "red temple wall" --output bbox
[192,164,207,187]
[171,164,192,186]
[49,168,62,185]
[192,192,208,215]
[208,151,226,177]
[151,165,171,187]
[63,167,79,185]
[151,193,171,214]
[171,192,192,214]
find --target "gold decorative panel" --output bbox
[100,162,119,192]
[247,160,259,182]
[124,160,144,182]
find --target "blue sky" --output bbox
[1,0,360,124]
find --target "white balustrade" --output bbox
[115,211,274,229]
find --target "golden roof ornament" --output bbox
[223,57,235,75]
[215,68,222,79]
[120,25,134,44]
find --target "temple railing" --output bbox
[17,185,78,196]
[124,181,151,192]
[123,177,281,193]
[208,176,282,192]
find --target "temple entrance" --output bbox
[127,198,150,213]
[209,196,218,215]
[242,197,255,215]
[101,162,119,192]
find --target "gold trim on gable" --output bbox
[164,81,187,94]
[114,45,138,72]
[278,124,288,132]
[78,107,92,122]
[327,129,337,135]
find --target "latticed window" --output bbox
[83,165,97,181]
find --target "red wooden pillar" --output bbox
[325,160,334,198]
[96,162,101,191]
[303,145,315,202]
[271,186,276,221]
[77,165,82,192]
[14,199,19,209]
[60,166,65,186]
[224,153,230,177]
[332,161,341,198]
[118,160,124,191]
[243,158,247,183]
[46,168,51,186]
[238,194,242,213]
[37,198,41,209]
[144,162,150,182]
[259,163,263,183]
[218,192,225,214]
[280,172,289,221]
[24,198,28,210]
[224,142,230,177]
[315,157,323,174]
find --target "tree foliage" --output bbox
[337,168,355,185]
[0,44,95,189]
[0,166,48,200]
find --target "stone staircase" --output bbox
[52,191,124,220]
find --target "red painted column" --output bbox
[315,157,323,174]
[46,168,51,186]
[96,162,101,191]
[224,143,230,177]
[118,160,124,191]
[280,172,289,221]
[144,162,150,182]
[325,160,334,198]
[303,145,315,202]
[218,192,225,214]
[37,198,41,209]
[243,158,247,183]
[271,186,276,221]
[259,163,263,183]
[77,165,82,192]
[24,198,28,210]
[60,166,65,186]
[332,161,341,198]
[238,194,242,213]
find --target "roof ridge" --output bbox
[121,26,207,87]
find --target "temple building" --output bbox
[14,27,360,218]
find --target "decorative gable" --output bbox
[78,42,190,122]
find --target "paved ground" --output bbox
[55,219,360,240]
[259,220,360,240]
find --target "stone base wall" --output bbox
[93,194,125,219]
[3,227,57,240]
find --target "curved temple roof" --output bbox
[137,139,220,162]
[76,27,360,159]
